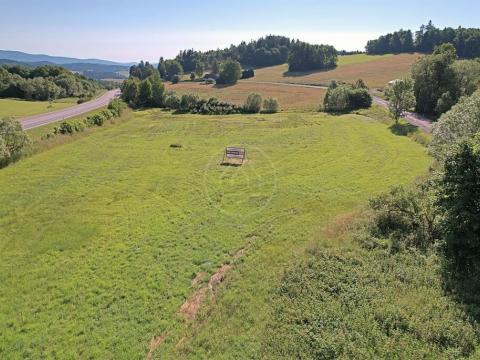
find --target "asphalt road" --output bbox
[20,89,121,130]
[245,81,433,133]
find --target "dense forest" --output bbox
[366,21,480,58]
[153,35,338,75]
[0,64,102,100]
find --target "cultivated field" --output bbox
[0,109,432,358]
[165,81,326,111]
[246,53,422,88]
[0,98,79,119]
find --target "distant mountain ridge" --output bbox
[0,50,135,66]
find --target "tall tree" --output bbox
[385,79,416,122]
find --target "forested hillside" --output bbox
[366,21,480,58]
[0,64,103,100]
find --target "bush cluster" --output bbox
[53,99,125,135]
[163,92,280,115]
[0,64,102,101]
[324,80,372,113]
[164,93,243,115]
[241,68,255,79]
[0,118,31,168]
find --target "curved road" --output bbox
[244,80,433,133]
[20,89,121,130]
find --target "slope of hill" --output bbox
[0,50,134,66]
[245,53,421,88]
[0,58,129,80]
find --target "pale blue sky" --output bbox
[0,0,478,62]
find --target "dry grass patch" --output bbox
[247,53,421,88]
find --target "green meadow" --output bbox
[0,98,79,119]
[0,110,432,358]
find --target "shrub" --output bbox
[0,118,31,167]
[244,93,263,113]
[262,98,279,113]
[438,133,480,269]
[55,119,86,135]
[366,183,440,253]
[324,81,372,113]
[430,91,480,162]
[189,97,243,115]
[241,68,255,79]
[108,99,126,117]
[190,72,196,81]
[179,93,200,112]
[165,92,181,110]
[90,113,106,126]
[171,75,181,84]
[218,60,241,84]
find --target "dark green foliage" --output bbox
[0,118,31,167]
[241,68,254,79]
[288,41,337,72]
[430,91,480,161]
[138,80,153,106]
[55,119,86,135]
[366,21,480,59]
[157,57,167,78]
[366,29,415,54]
[263,245,478,359]
[218,60,241,84]
[164,92,181,109]
[164,60,183,80]
[129,60,158,80]
[150,76,165,107]
[262,98,279,113]
[244,93,262,113]
[412,44,459,116]
[324,80,372,113]
[438,134,480,269]
[171,74,180,84]
[367,184,439,252]
[175,35,292,70]
[108,99,126,117]
[190,72,196,81]
[179,93,200,112]
[0,64,102,100]
[163,93,242,115]
[121,78,139,105]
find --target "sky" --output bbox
[0,0,479,63]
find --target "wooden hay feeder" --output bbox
[222,147,246,166]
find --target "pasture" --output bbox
[0,109,432,358]
[0,98,79,119]
[246,53,421,88]
[165,81,326,111]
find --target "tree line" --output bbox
[145,35,339,79]
[366,21,480,58]
[0,64,103,101]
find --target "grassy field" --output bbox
[0,98,80,119]
[0,108,433,359]
[165,82,325,111]
[246,53,421,88]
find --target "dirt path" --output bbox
[20,89,121,130]
[244,80,433,133]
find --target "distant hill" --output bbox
[0,50,135,66]
[0,58,129,80]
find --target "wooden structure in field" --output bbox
[222,147,246,166]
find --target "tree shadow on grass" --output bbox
[213,83,237,89]
[389,122,418,136]
[282,65,337,78]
